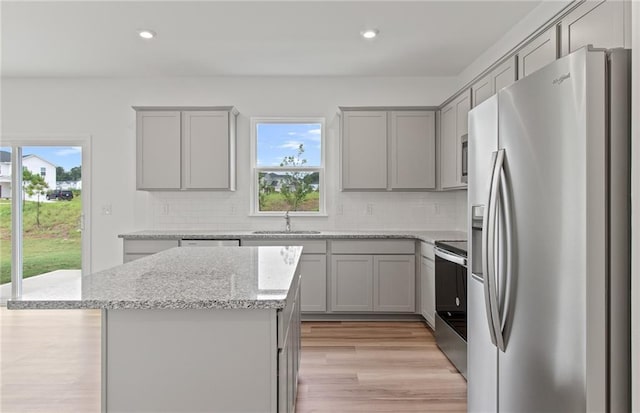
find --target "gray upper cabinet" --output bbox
[560,0,628,56]
[493,57,518,93]
[440,91,470,190]
[136,111,182,190]
[471,76,493,109]
[517,25,558,79]
[341,111,388,190]
[135,106,237,191]
[181,111,232,190]
[390,111,436,190]
[341,108,436,191]
[472,57,518,108]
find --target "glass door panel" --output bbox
[1,145,83,301]
[0,147,13,301]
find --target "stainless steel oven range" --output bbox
[434,240,468,379]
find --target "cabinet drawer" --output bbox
[242,239,326,254]
[124,239,179,254]
[421,242,435,261]
[331,240,415,255]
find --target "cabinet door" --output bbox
[439,104,458,189]
[341,111,388,190]
[492,56,517,94]
[517,25,558,79]
[300,254,327,312]
[441,91,470,190]
[330,255,373,312]
[136,111,181,190]
[182,111,231,189]
[420,256,435,328]
[472,74,493,108]
[390,111,436,189]
[373,255,415,312]
[278,346,288,413]
[560,0,626,56]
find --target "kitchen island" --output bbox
[8,246,303,413]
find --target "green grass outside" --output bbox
[259,191,320,212]
[0,197,82,284]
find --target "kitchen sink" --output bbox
[252,230,322,234]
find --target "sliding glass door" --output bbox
[0,139,90,302]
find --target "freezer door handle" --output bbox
[482,151,499,347]
[486,149,506,352]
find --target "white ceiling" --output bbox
[1,1,542,77]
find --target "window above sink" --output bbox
[250,117,326,216]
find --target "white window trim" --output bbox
[249,117,326,216]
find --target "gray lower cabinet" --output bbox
[373,255,416,312]
[420,256,435,328]
[331,255,374,312]
[299,254,327,312]
[331,252,415,313]
[123,239,179,263]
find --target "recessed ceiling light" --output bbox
[360,29,379,39]
[137,30,156,40]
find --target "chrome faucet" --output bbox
[284,211,291,232]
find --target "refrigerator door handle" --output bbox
[498,166,513,337]
[482,151,499,347]
[487,149,506,351]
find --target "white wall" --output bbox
[1,75,460,272]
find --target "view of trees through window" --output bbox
[255,122,322,213]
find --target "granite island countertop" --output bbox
[7,246,302,310]
[118,230,467,244]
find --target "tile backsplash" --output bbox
[148,190,466,232]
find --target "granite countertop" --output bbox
[118,230,467,244]
[7,246,302,310]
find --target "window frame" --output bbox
[250,117,326,216]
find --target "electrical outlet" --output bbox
[161,203,169,215]
[336,204,343,215]
[366,203,374,216]
[230,204,237,215]
[434,203,441,215]
[101,204,112,216]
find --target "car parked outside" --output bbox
[46,189,74,201]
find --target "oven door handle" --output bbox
[434,247,467,266]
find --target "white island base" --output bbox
[103,303,300,412]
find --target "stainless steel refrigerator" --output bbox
[467,47,630,412]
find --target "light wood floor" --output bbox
[1,310,466,412]
[297,321,466,412]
